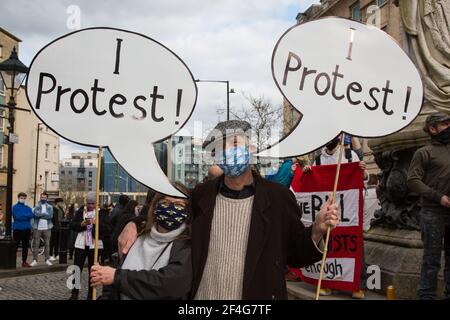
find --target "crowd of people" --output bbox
[6,112,449,300]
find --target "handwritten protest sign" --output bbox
[26,27,197,197]
[290,162,364,292]
[257,17,423,158]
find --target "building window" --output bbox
[0,45,3,59]
[54,145,57,158]
[68,171,73,175]
[64,162,71,166]
[61,170,65,175]
[351,2,361,21]
[88,180,92,186]
[377,0,387,7]
[89,162,93,166]
[88,171,93,178]
[45,143,50,159]
[381,25,388,33]
[0,146,3,168]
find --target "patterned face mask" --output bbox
[217,146,250,178]
[154,202,188,231]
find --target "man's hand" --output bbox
[303,165,312,173]
[81,218,92,227]
[118,222,138,257]
[90,264,116,287]
[358,161,367,171]
[440,195,450,208]
[311,197,340,243]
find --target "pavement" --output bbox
[0,270,93,300]
[287,281,386,300]
[0,250,73,279]
[0,250,97,300]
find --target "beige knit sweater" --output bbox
[195,194,254,300]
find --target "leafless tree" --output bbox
[219,93,283,150]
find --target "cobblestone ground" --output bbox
[0,271,102,300]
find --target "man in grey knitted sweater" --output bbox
[118,120,340,300]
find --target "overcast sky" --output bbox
[1,0,319,158]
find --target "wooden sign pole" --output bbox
[315,133,345,300]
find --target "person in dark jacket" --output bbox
[111,200,138,254]
[66,204,77,260]
[110,194,129,222]
[12,192,34,268]
[49,198,65,261]
[117,120,340,300]
[100,203,113,264]
[91,183,192,300]
[69,191,108,300]
[407,112,450,300]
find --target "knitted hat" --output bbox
[86,191,97,204]
[202,120,252,149]
[424,112,450,133]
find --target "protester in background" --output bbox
[66,204,77,260]
[303,135,367,299]
[349,135,364,161]
[407,112,450,300]
[69,191,107,300]
[111,200,138,254]
[91,183,192,300]
[49,198,65,262]
[31,192,53,267]
[118,120,339,300]
[12,192,33,268]
[100,203,113,265]
[265,158,296,188]
[110,194,130,222]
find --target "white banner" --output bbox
[294,189,359,227]
[302,258,355,282]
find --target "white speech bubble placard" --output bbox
[258,17,423,158]
[26,27,198,198]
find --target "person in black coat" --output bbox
[91,183,192,300]
[100,203,113,264]
[69,192,108,300]
[111,200,138,254]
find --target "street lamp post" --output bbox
[34,123,44,206]
[0,47,29,269]
[195,79,235,121]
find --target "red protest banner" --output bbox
[290,162,364,292]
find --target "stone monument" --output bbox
[366,0,450,299]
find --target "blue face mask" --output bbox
[155,202,188,231]
[217,146,250,178]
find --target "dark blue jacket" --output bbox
[12,202,34,230]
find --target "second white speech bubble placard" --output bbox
[258,17,423,158]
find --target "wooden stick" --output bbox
[92,146,103,300]
[315,133,346,300]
